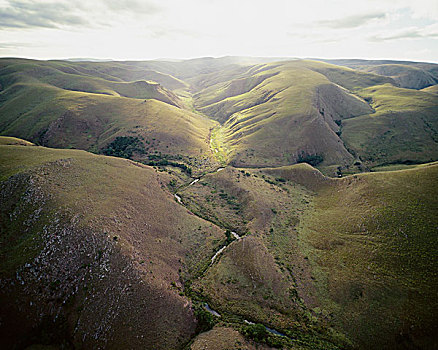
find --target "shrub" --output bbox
[225,229,235,244]
[146,157,192,175]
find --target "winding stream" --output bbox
[210,231,241,265]
[203,303,221,317]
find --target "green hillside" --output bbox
[296,162,438,349]
[341,84,438,168]
[189,59,438,174]
[2,57,436,175]
[422,84,438,94]
[0,58,220,176]
[317,59,438,90]
[364,64,438,90]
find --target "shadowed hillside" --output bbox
[0,140,225,349]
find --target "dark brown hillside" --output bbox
[0,142,224,349]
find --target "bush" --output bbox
[146,155,192,175]
[225,229,235,244]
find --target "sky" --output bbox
[0,0,437,62]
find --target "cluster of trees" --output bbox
[297,152,324,166]
[101,136,192,174]
[101,136,144,159]
[241,323,283,348]
[146,158,192,175]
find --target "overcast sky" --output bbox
[0,0,437,62]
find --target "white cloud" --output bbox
[0,0,436,62]
[370,23,438,42]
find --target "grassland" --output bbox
[190,326,276,350]
[315,59,438,90]
[179,166,350,349]
[0,135,34,146]
[341,84,438,167]
[193,61,372,172]
[1,57,437,175]
[422,85,438,94]
[363,64,438,90]
[297,162,438,349]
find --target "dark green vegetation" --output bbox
[0,56,437,349]
[101,136,144,159]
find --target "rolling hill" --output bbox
[316,59,438,90]
[0,56,437,349]
[2,57,437,175]
[0,58,220,176]
[191,59,437,174]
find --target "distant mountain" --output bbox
[314,58,438,89]
[65,57,114,62]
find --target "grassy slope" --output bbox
[2,57,436,174]
[0,135,34,146]
[422,84,438,94]
[0,58,188,91]
[341,84,438,167]
[0,140,226,349]
[293,163,438,349]
[316,59,438,89]
[194,61,383,171]
[190,326,276,350]
[363,64,438,90]
[0,59,183,105]
[1,57,437,349]
[180,167,350,349]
